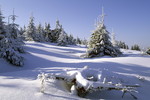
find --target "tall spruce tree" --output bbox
[87,8,121,57]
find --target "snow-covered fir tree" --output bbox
[51,19,62,42]
[35,23,44,42]
[0,8,6,47]
[23,15,36,41]
[56,19,62,29]
[23,25,26,34]
[19,25,27,40]
[87,7,121,58]
[76,37,82,44]
[81,38,88,46]
[67,34,76,45]
[19,27,24,35]
[0,8,24,66]
[44,23,51,42]
[57,28,68,46]
[7,10,24,53]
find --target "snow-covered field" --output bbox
[0,41,150,100]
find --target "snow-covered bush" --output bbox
[37,73,46,93]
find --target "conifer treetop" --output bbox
[95,7,106,29]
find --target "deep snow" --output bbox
[0,41,150,100]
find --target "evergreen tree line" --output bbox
[116,41,142,51]
[116,41,129,49]
[20,16,88,46]
[131,44,141,51]
[0,8,88,66]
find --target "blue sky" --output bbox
[0,0,150,48]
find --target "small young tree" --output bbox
[87,8,121,57]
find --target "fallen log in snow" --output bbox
[37,66,140,99]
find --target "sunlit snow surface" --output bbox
[0,41,150,100]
